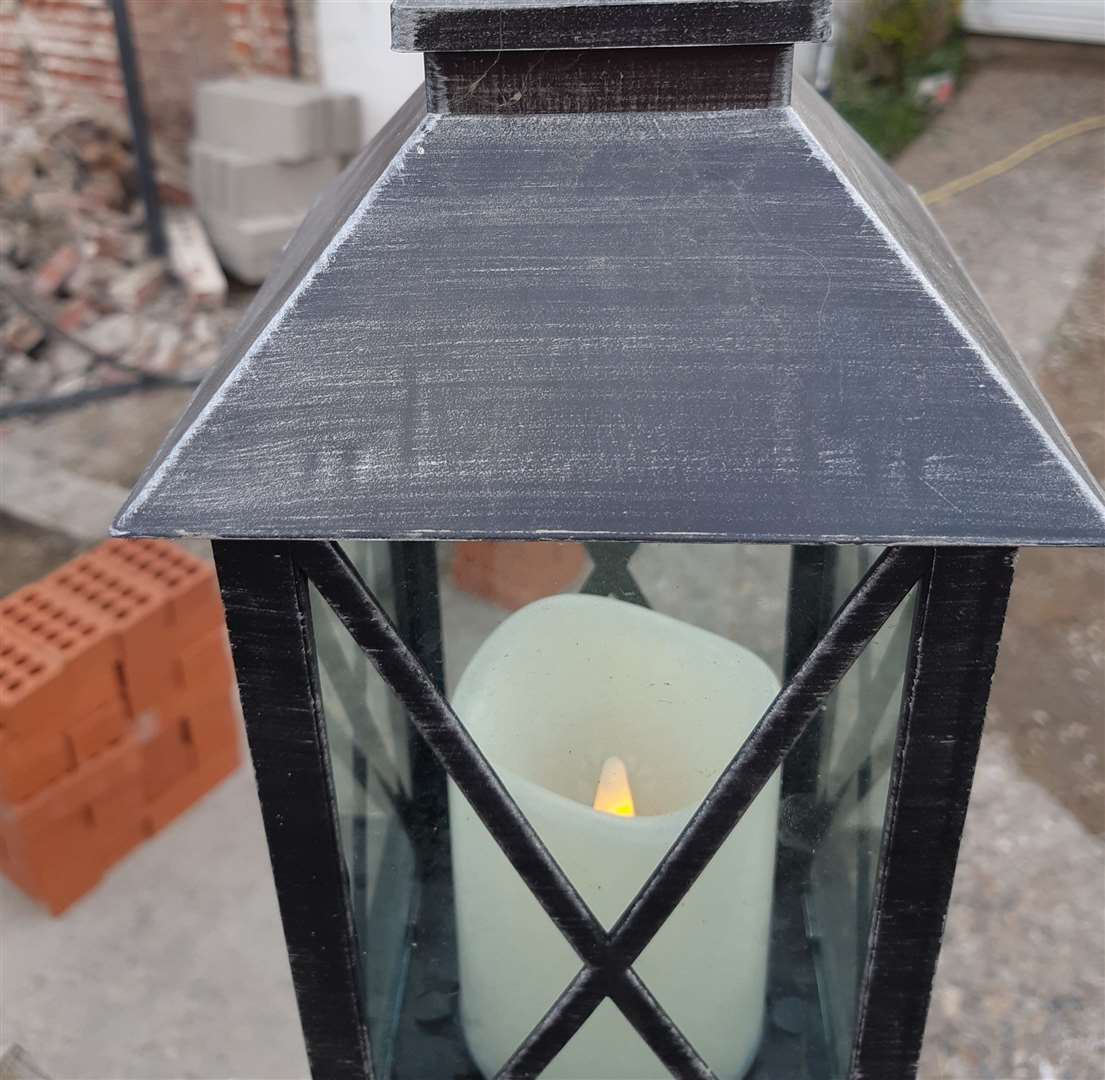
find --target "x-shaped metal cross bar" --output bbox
[295,541,931,1079]
[580,542,650,607]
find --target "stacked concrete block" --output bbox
[191,77,360,284]
[0,540,240,915]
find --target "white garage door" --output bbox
[962,0,1105,44]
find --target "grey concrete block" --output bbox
[200,209,301,285]
[195,78,361,162]
[190,141,339,219]
[330,92,362,156]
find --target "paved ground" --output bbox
[897,36,1105,1079]
[1,34,1102,1080]
[2,769,310,1079]
[896,36,1105,376]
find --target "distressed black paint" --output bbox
[210,534,1023,1080]
[293,541,611,969]
[780,544,839,797]
[114,2,1100,1073]
[850,548,1016,1079]
[425,44,794,114]
[113,84,1105,545]
[388,541,450,872]
[606,547,928,968]
[288,541,928,1077]
[212,540,373,1080]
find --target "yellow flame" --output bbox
[592,756,636,818]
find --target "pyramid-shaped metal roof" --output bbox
[114,79,1105,545]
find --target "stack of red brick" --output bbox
[0,540,239,914]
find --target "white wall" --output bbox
[314,0,424,146]
[962,0,1105,45]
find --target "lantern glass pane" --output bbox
[804,550,917,1077]
[305,540,917,1079]
[308,543,418,1080]
[443,541,790,1077]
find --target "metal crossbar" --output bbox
[295,541,930,1079]
[580,542,649,606]
[296,543,609,966]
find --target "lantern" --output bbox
[113,1,1105,1077]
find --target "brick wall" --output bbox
[223,0,292,75]
[1,0,124,119]
[0,0,314,169]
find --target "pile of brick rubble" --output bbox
[0,103,241,415]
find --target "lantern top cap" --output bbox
[391,0,831,52]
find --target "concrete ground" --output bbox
[897,36,1105,1080]
[1,34,1103,1080]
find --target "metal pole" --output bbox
[284,0,301,78]
[107,0,167,257]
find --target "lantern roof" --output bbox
[114,75,1105,545]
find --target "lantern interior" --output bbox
[305,540,918,1078]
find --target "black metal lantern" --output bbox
[113,2,1105,1078]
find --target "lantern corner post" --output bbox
[212,539,374,1080]
[849,546,1017,1080]
[388,540,450,870]
[780,544,841,797]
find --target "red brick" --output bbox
[31,244,81,297]
[178,627,234,699]
[7,0,300,200]
[0,583,123,720]
[0,729,73,804]
[14,849,105,915]
[90,770,144,832]
[99,540,222,646]
[55,297,95,334]
[140,715,196,800]
[182,689,240,759]
[0,623,69,739]
[451,541,588,611]
[145,741,238,834]
[3,732,142,840]
[0,803,104,915]
[67,697,129,763]
[96,817,147,868]
[46,550,176,715]
[1,314,45,355]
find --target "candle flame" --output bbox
[592,756,636,818]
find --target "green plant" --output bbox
[842,0,961,90]
[831,0,965,158]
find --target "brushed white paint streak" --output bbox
[785,105,1105,524]
[117,114,442,533]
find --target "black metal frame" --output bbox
[213,540,1015,1080]
[851,548,1014,1078]
[215,541,372,1080]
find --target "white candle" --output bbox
[449,594,781,1079]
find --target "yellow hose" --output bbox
[922,115,1105,207]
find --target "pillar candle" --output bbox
[449,593,781,1079]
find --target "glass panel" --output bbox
[806,550,916,1077]
[308,540,917,1080]
[443,541,789,1077]
[767,546,917,1080]
[449,583,782,1076]
[441,541,790,691]
[310,543,417,1080]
